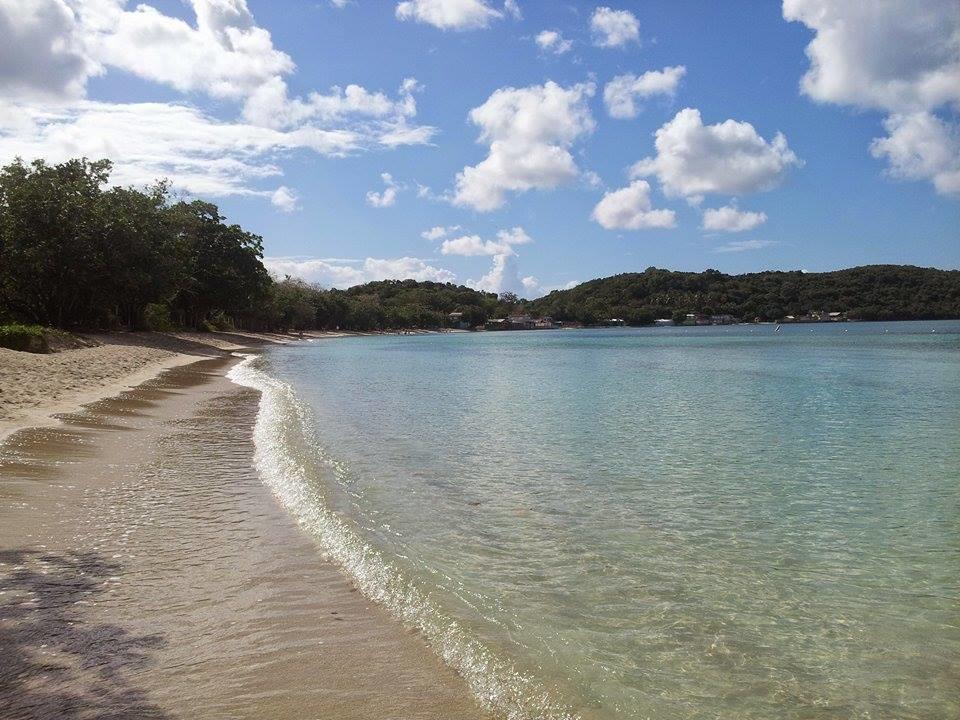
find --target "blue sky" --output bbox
[1,1,957,296]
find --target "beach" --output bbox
[0,335,489,719]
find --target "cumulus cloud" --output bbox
[0,0,100,100]
[535,29,572,55]
[271,185,300,212]
[469,252,525,294]
[366,172,401,207]
[440,226,532,256]
[0,0,435,209]
[590,6,640,48]
[88,0,294,101]
[714,239,777,253]
[452,81,596,211]
[395,0,504,30]
[591,180,676,230]
[263,256,456,287]
[603,66,686,119]
[870,113,960,196]
[783,0,960,114]
[632,108,801,200]
[784,0,960,196]
[421,224,461,240]
[702,205,767,232]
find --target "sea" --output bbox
[228,320,960,720]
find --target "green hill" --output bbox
[525,265,960,324]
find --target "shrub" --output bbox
[142,303,174,331]
[201,310,234,332]
[0,323,49,353]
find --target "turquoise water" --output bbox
[235,322,960,719]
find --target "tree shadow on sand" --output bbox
[0,549,169,719]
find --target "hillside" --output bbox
[525,265,960,324]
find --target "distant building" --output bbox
[710,314,736,325]
[485,318,510,331]
[507,314,535,330]
[447,312,470,329]
[654,318,675,326]
[603,318,626,327]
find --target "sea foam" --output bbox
[227,353,577,720]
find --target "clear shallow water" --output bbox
[236,322,960,719]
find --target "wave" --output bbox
[227,353,577,720]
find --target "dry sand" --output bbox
[0,346,490,719]
[0,331,306,443]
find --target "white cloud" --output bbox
[421,224,461,240]
[870,112,960,197]
[535,29,572,55]
[469,252,524,294]
[603,66,686,119]
[264,256,456,287]
[504,0,522,21]
[0,0,101,100]
[632,108,801,200]
[714,239,777,253]
[88,0,294,101]
[521,275,539,291]
[440,225,533,256]
[0,100,329,201]
[784,0,960,196]
[452,81,596,211]
[591,179,676,230]
[0,0,435,209]
[495,226,533,246]
[582,170,604,189]
[702,205,767,232]
[783,0,960,114]
[395,0,503,30]
[366,172,401,207]
[271,185,300,212]
[590,6,640,48]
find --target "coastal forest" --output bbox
[1,157,958,335]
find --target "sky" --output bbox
[0,0,958,297]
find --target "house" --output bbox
[602,318,626,327]
[710,314,736,325]
[447,312,470,330]
[534,317,557,329]
[507,314,535,330]
[654,318,675,326]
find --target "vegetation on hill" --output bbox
[1,157,956,334]
[527,266,960,324]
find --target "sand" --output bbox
[0,349,489,719]
[0,331,304,443]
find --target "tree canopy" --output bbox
[1,157,956,333]
[526,266,960,324]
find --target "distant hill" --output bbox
[525,265,960,324]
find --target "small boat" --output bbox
[775,324,781,332]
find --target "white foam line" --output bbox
[227,353,577,720]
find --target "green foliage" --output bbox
[202,310,235,332]
[0,323,49,353]
[527,266,960,324]
[260,278,504,332]
[142,303,174,331]
[0,158,271,331]
[1,158,955,334]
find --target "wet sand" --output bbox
[0,356,489,719]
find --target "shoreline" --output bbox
[0,336,490,718]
